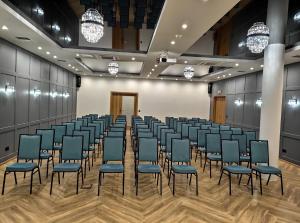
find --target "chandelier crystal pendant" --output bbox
[81,8,104,43]
[246,22,270,53]
[108,61,119,75]
[183,66,194,79]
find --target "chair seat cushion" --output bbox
[100,164,124,173]
[53,145,62,150]
[40,152,52,159]
[207,154,221,161]
[240,155,250,161]
[138,164,161,173]
[53,163,81,172]
[172,165,197,174]
[6,162,38,172]
[224,165,251,174]
[253,165,281,174]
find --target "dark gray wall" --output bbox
[211,62,300,165]
[0,38,77,163]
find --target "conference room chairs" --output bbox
[220,125,231,131]
[81,126,96,166]
[218,140,253,195]
[163,132,181,178]
[232,134,250,165]
[159,128,174,163]
[201,124,211,130]
[203,133,222,178]
[72,119,83,130]
[50,135,84,195]
[250,140,284,195]
[63,122,75,136]
[195,129,210,166]
[231,127,242,135]
[136,137,162,195]
[244,131,257,152]
[36,129,55,177]
[209,127,220,134]
[181,123,192,139]
[188,126,200,147]
[51,125,67,161]
[2,134,42,195]
[98,137,125,196]
[169,138,198,196]
[220,130,233,140]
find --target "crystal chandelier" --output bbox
[81,8,104,43]
[108,61,119,75]
[246,22,269,53]
[183,66,194,79]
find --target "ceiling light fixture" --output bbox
[228,73,232,76]
[175,78,178,81]
[72,66,75,69]
[75,68,78,71]
[217,76,220,79]
[68,64,71,67]
[1,25,8,30]
[33,7,44,16]
[150,72,152,75]
[235,63,239,67]
[38,46,42,50]
[170,40,175,45]
[182,24,188,29]
[53,55,57,59]
[52,24,60,32]
[250,67,254,70]
[76,54,80,57]
[46,51,50,55]
[152,68,155,71]
[155,64,158,67]
[184,60,188,64]
[131,57,135,61]
[108,59,119,75]
[64,35,72,43]
[260,64,264,68]
[81,8,104,43]
[246,22,269,53]
[183,66,194,80]
[223,74,226,78]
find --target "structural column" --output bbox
[259,0,289,167]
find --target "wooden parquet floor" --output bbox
[0,132,300,223]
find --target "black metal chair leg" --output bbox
[14,172,17,185]
[98,172,101,196]
[266,174,271,185]
[189,174,192,185]
[238,174,243,185]
[157,173,159,186]
[76,171,79,194]
[203,158,207,172]
[38,168,42,184]
[172,173,175,196]
[50,172,54,195]
[81,168,84,185]
[196,173,199,196]
[30,170,34,194]
[209,160,212,178]
[280,174,284,195]
[46,159,49,178]
[58,172,60,184]
[2,171,7,195]
[218,169,223,185]
[136,172,138,196]
[122,172,125,195]
[250,174,253,195]
[259,172,263,195]
[160,172,162,196]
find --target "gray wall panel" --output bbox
[15,77,29,124]
[0,74,15,128]
[286,63,300,89]
[0,130,15,162]
[40,82,49,120]
[29,80,40,122]
[49,84,57,117]
[16,49,30,77]
[56,85,63,116]
[235,76,245,94]
[57,67,64,84]
[29,56,41,80]
[40,61,50,81]
[245,74,257,93]
[50,65,57,83]
[282,90,300,135]
[0,40,16,73]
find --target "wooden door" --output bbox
[213,96,226,124]
[110,94,123,122]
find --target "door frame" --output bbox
[213,96,226,124]
[110,91,138,116]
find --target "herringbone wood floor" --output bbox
[0,132,300,223]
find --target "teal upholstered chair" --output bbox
[163,133,181,178]
[195,129,210,166]
[98,137,125,195]
[51,125,67,161]
[220,130,233,140]
[181,123,192,139]
[36,129,55,177]
[218,140,253,195]
[220,125,231,131]
[211,123,220,128]
[231,127,242,135]
[2,135,42,194]
[170,138,198,196]
[250,140,283,195]
[81,126,96,166]
[159,128,174,162]
[232,134,250,164]
[73,130,91,177]
[136,137,162,195]
[157,125,168,142]
[210,127,220,134]
[50,135,84,195]
[244,131,256,151]
[204,133,222,178]
[201,124,211,130]
[73,120,83,130]
[63,122,75,136]
[188,126,200,146]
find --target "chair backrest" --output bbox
[93,120,105,135]
[73,130,90,150]
[188,126,200,142]
[166,133,181,153]
[211,123,220,128]
[171,138,190,163]
[36,129,54,150]
[138,131,153,138]
[231,127,242,135]
[206,133,221,153]
[137,128,151,136]
[153,123,164,137]
[73,120,83,130]
[232,134,247,154]
[18,134,41,160]
[221,140,240,163]
[77,117,88,126]
[210,127,220,134]
[160,128,174,146]
[220,125,231,131]
[250,140,269,164]
[51,125,67,144]
[197,129,210,147]
[244,131,257,148]
[113,123,126,128]
[63,122,75,136]
[181,123,192,138]
[107,131,124,138]
[201,124,211,130]
[88,123,100,139]
[61,135,83,161]
[81,126,95,144]
[220,130,232,140]
[157,125,168,140]
[110,127,125,132]
[176,121,183,133]
[103,137,124,162]
[138,137,158,162]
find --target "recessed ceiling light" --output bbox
[38,46,42,50]
[76,54,80,57]
[235,63,239,67]
[100,74,103,77]
[260,64,264,68]
[170,40,175,45]
[223,74,226,78]
[184,60,188,64]
[182,24,188,29]
[155,64,158,67]
[46,51,50,55]
[147,74,150,77]
[53,55,57,59]
[116,75,118,78]
[250,67,254,70]
[68,64,71,67]
[150,72,152,75]
[217,76,220,79]
[1,25,8,30]
[72,66,75,69]
[228,73,232,76]
[175,34,183,38]
[152,68,155,71]
[131,57,135,61]
[75,68,78,71]
[176,78,178,81]
[160,78,163,80]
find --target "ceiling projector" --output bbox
[157,51,177,63]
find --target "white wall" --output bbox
[77,77,210,121]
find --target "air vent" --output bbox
[292,55,300,58]
[58,59,66,63]
[102,55,116,60]
[16,36,31,41]
[80,54,95,58]
[237,70,245,73]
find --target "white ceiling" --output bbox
[1,0,300,83]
